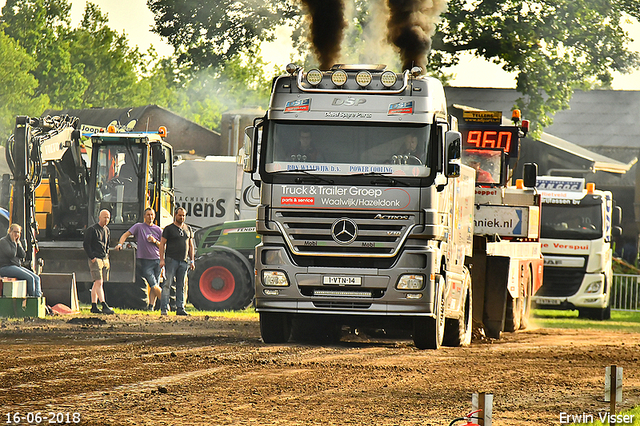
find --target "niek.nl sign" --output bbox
[473,205,529,237]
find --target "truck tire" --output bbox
[189,252,253,311]
[413,277,445,349]
[104,281,148,309]
[260,312,292,343]
[443,270,472,347]
[579,303,611,320]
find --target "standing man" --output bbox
[159,207,195,316]
[116,208,163,311]
[0,224,42,297]
[83,209,114,315]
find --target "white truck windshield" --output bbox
[540,204,603,240]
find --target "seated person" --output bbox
[395,134,424,164]
[0,224,42,297]
[289,129,324,162]
[467,158,495,184]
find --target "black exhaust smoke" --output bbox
[300,0,347,70]
[386,0,448,71]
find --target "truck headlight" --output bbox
[262,271,289,287]
[396,274,424,290]
[585,280,602,294]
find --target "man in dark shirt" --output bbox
[159,207,195,316]
[83,209,114,314]
[0,223,41,297]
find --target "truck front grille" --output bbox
[274,209,414,257]
[537,267,584,297]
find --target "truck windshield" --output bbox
[540,204,602,240]
[264,122,432,176]
[92,142,144,224]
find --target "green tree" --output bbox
[147,0,296,71]
[1,0,87,108]
[0,28,49,139]
[65,2,152,108]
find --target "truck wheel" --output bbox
[260,312,292,343]
[104,281,148,309]
[189,252,253,311]
[504,294,522,332]
[579,303,611,320]
[413,278,445,349]
[443,270,472,347]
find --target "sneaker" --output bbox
[101,304,115,315]
[146,305,154,311]
[90,305,102,314]
[176,309,189,316]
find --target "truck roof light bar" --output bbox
[331,64,387,72]
[295,67,409,94]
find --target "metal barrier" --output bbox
[611,274,640,311]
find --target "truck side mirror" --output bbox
[445,131,461,178]
[523,163,538,188]
[243,126,256,173]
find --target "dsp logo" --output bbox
[284,98,311,113]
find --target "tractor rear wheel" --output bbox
[189,252,253,311]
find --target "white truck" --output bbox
[242,63,539,349]
[534,176,622,319]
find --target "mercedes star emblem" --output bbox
[331,218,358,244]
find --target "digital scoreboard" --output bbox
[461,125,519,158]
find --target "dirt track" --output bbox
[1,313,639,426]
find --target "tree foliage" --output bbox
[147,0,297,71]
[0,28,49,137]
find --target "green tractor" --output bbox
[188,219,260,311]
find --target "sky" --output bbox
[2,0,640,90]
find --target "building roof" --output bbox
[444,87,640,148]
[43,105,217,137]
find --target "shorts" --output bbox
[88,257,110,282]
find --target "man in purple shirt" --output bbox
[116,208,163,311]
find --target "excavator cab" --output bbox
[87,131,174,235]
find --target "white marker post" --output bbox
[472,392,493,426]
[605,365,623,414]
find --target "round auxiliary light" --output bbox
[380,70,397,87]
[355,71,372,87]
[331,69,348,86]
[306,69,323,86]
[285,63,298,75]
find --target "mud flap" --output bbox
[483,256,510,339]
